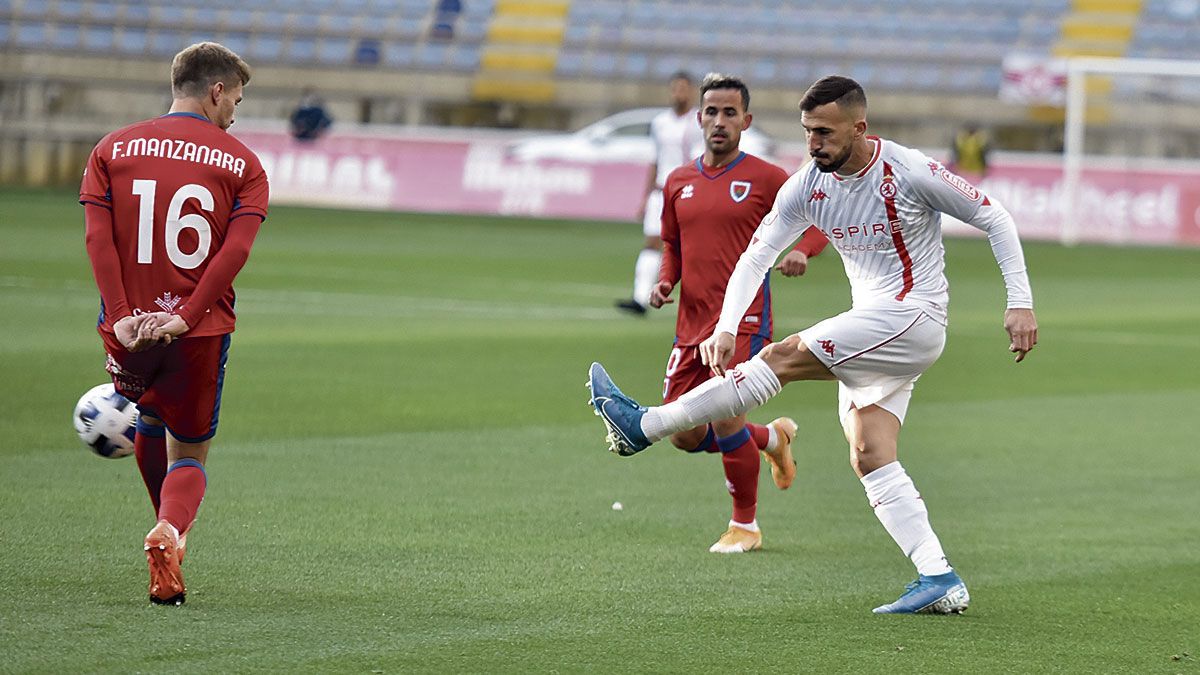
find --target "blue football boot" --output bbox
[586,362,650,456]
[872,571,970,614]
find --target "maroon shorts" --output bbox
[662,334,769,403]
[100,330,231,442]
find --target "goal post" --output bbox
[1061,56,1200,245]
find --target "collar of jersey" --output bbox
[832,137,881,182]
[694,152,746,180]
[161,112,212,123]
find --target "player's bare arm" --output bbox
[1004,308,1038,362]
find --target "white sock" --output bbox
[860,461,953,577]
[765,424,779,452]
[731,519,759,533]
[632,248,661,307]
[641,357,782,442]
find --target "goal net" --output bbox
[1061,57,1200,246]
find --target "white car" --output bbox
[508,107,776,164]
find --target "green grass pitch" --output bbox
[1,187,1197,673]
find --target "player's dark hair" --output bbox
[700,72,750,110]
[669,70,694,85]
[799,75,866,112]
[172,42,252,99]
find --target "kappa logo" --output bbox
[730,181,751,203]
[680,184,695,200]
[154,291,182,313]
[817,339,835,357]
[809,188,828,202]
[928,161,943,176]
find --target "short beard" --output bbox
[813,147,851,173]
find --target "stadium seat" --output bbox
[83,24,114,51]
[51,23,81,50]
[15,21,47,47]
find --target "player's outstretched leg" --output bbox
[586,359,782,456]
[144,520,185,605]
[587,362,650,455]
[762,417,798,490]
[872,571,970,614]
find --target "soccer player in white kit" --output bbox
[589,76,1038,614]
[616,71,703,315]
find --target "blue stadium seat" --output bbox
[15,21,47,47]
[119,27,148,54]
[384,42,414,67]
[148,29,183,55]
[55,0,83,19]
[556,49,584,77]
[249,34,283,62]
[51,23,80,49]
[83,24,114,51]
[316,37,351,65]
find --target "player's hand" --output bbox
[648,281,675,308]
[114,314,161,353]
[699,331,736,376]
[775,250,810,277]
[150,314,191,344]
[1004,308,1038,363]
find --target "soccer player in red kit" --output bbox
[647,74,828,553]
[80,42,268,604]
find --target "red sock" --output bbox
[747,423,769,451]
[717,428,760,524]
[134,421,168,515]
[158,460,207,534]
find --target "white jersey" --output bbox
[650,108,703,188]
[716,136,1032,335]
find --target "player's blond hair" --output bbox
[171,42,251,99]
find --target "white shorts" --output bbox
[643,188,664,237]
[796,304,946,425]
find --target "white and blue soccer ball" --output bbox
[73,383,137,458]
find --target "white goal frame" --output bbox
[1062,56,1200,244]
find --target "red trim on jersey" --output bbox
[882,162,914,301]
[833,137,881,182]
[830,314,922,368]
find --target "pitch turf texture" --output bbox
[1,187,1197,673]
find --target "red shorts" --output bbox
[662,334,769,403]
[100,330,231,442]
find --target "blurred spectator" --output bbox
[949,123,991,179]
[431,0,463,39]
[289,89,333,142]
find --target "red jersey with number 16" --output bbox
[80,112,269,337]
[660,152,826,346]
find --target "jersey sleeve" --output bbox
[905,151,985,223]
[231,153,269,222]
[658,174,682,288]
[907,151,1033,309]
[79,139,112,208]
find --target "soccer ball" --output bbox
[74,383,137,458]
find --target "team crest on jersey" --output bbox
[730,181,751,203]
[154,291,182,313]
[879,177,897,199]
[681,184,694,200]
